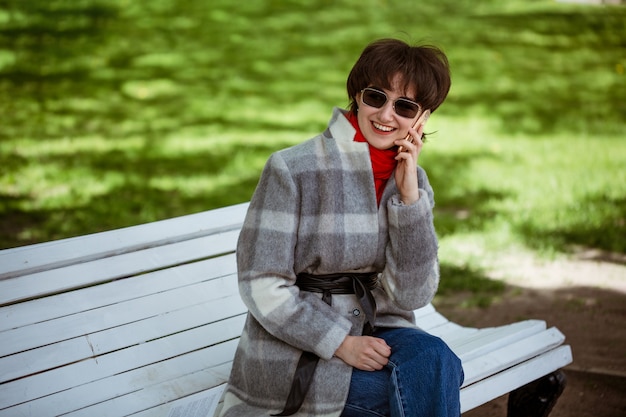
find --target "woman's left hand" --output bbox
[394,124,424,205]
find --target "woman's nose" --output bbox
[379,100,395,121]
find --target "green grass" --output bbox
[1,0,624,305]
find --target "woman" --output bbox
[217,38,464,417]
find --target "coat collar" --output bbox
[327,107,358,144]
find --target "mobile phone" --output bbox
[397,109,431,153]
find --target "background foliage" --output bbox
[1,1,624,300]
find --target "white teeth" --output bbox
[373,122,394,132]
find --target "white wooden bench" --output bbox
[0,202,572,417]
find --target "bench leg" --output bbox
[507,370,567,417]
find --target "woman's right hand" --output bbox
[334,335,391,371]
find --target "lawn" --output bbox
[1,0,624,299]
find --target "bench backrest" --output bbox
[0,203,250,417]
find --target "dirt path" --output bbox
[437,251,626,416]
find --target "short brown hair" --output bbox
[346,39,451,114]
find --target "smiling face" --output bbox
[355,73,419,150]
[346,40,452,145]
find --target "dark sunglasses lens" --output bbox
[363,89,387,108]
[394,99,420,118]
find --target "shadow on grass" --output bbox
[0,139,285,248]
[435,263,506,309]
[517,193,626,256]
[422,151,513,237]
[2,1,624,140]
[0,176,261,248]
[445,8,626,136]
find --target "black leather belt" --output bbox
[272,272,378,416]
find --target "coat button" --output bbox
[352,309,360,316]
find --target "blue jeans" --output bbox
[341,327,464,417]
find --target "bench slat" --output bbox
[0,253,237,332]
[62,363,232,417]
[0,293,246,383]
[0,203,248,280]
[461,327,566,386]
[0,250,236,336]
[0,230,239,307]
[0,316,246,411]
[1,342,237,417]
[448,320,548,362]
[459,345,573,413]
[129,384,228,417]
[424,321,479,341]
[0,272,242,360]
[413,310,450,330]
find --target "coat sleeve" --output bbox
[380,166,440,310]
[236,152,353,360]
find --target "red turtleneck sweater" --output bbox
[347,112,398,205]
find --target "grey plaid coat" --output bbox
[218,108,440,417]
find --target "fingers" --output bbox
[394,126,421,204]
[334,335,391,371]
[357,337,391,370]
[371,338,392,369]
[356,338,390,370]
[396,126,424,157]
[369,337,391,359]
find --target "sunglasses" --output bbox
[360,87,422,119]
